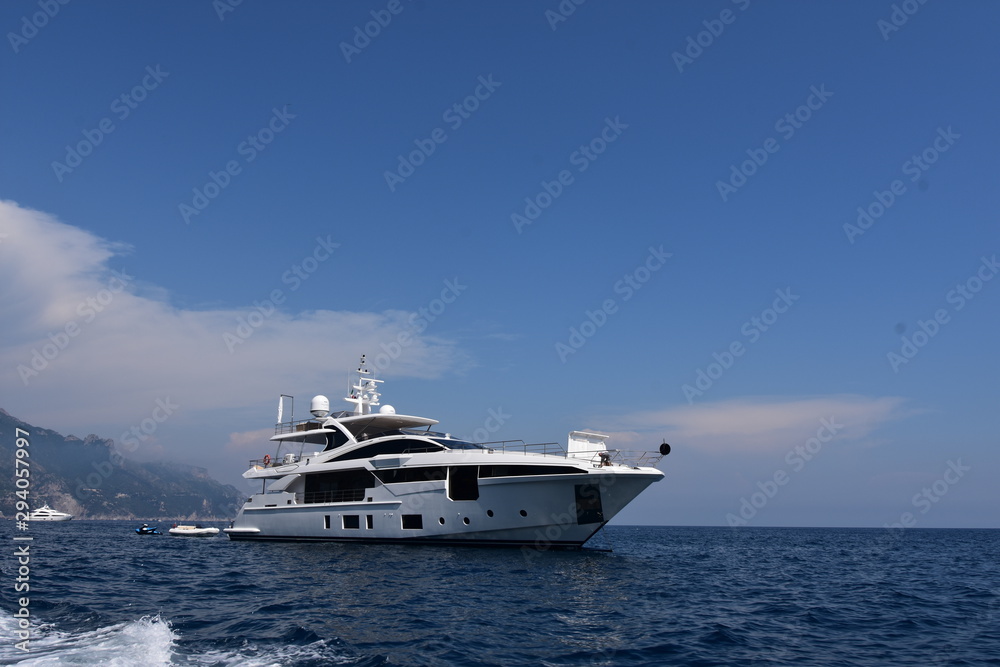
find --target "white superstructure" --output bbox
[28,504,73,521]
[225,356,669,549]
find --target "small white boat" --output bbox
[28,504,73,521]
[168,524,219,537]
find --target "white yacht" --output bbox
[225,356,669,549]
[28,504,73,521]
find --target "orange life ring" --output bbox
[263,454,271,465]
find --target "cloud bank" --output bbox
[0,200,466,430]
[595,395,909,455]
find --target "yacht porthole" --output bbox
[438,517,445,525]
[463,517,470,525]
[487,510,494,517]
[519,510,527,517]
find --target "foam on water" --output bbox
[0,614,175,666]
[0,614,360,667]
[187,639,358,666]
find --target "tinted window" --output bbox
[449,466,479,501]
[373,466,448,484]
[303,469,375,504]
[479,465,585,478]
[575,484,604,524]
[322,429,351,451]
[428,438,484,449]
[330,438,443,461]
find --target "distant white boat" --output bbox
[28,504,73,521]
[168,524,219,537]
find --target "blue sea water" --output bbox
[1,523,998,666]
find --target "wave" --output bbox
[0,614,368,666]
[0,614,175,666]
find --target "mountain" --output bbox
[0,408,243,520]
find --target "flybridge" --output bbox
[272,354,433,437]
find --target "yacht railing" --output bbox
[400,446,444,455]
[249,456,307,469]
[477,440,565,456]
[247,447,664,471]
[608,450,665,469]
[273,412,352,435]
[474,441,663,468]
[299,489,366,504]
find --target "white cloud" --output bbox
[0,201,129,335]
[225,428,274,452]
[0,200,468,433]
[594,395,909,455]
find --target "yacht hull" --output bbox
[226,468,661,549]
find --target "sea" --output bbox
[1,523,997,666]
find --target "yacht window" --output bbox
[279,429,348,452]
[373,466,447,484]
[574,483,605,525]
[479,465,585,478]
[342,515,360,529]
[428,438,484,450]
[401,514,423,530]
[448,466,479,501]
[303,469,376,504]
[328,438,443,462]
[288,432,329,446]
[322,428,351,451]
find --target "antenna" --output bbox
[344,354,383,415]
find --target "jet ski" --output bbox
[135,524,162,535]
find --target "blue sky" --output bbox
[2,0,997,527]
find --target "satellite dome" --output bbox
[379,404,396,415]
[310,395,330,418]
